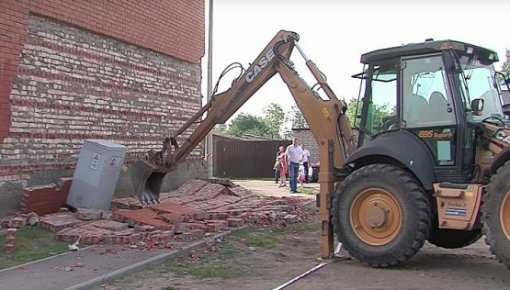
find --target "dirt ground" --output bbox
[98,218,509,290]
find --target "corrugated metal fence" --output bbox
[213,134,290,178]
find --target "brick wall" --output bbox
[291,129,319,165]
[0,0,206,215]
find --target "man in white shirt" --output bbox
[285,137,304,193]
[301,145,311,183]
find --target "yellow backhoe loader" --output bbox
[131,30,510,269]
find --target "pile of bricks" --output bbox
[64,179,311,248]
[4,229,17,254]
[21,178,72,215]
[0,212,40,228]
[2,179,313,251]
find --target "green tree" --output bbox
[227,113,271,138]
[345,98,393,129]
[262,103,285,139]
[502,49,510,75]
[346,98,360,127]
[213,124,227,134]
[281,105,308,139]
[287,105,308,129]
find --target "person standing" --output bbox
[278,147,288,187]
[301,145,311,183]
[273,146,283,184]
[285,138,304,193]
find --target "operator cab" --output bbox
[352,39,504,183]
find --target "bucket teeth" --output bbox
[131,160,166,205]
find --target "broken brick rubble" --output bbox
[3,179,312,251]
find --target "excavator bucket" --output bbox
[131,160,166,204]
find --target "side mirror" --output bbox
[471,98,484,116]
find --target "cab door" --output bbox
[400,54,463,180]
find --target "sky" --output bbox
[202,0,510,121]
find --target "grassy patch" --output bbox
[162,222,319,280]
[0,226,68,270]
[297,185,319,195]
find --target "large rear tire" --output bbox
[482,161,510,269]
[332,164,431,267]
[427,227,482,249]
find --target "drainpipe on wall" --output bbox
[205,0,214,177]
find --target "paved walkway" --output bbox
[0,180,317,290]
[232,180,318,199]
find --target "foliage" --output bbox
[288,104,308,129]
[0,226,68,269]
[345,97,393,129]
[502,49,510,76]
[346,98,360,127]
[213,124,228,134]
[221,102,287,139]
[227,113,271,138]
[282,105,308,138]
[262,103,285,139]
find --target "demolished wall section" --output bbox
[0,1,206,215]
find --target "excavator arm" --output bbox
[131,30,355,258]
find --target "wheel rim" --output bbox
[500,190,510,240]
[350,188,402,246]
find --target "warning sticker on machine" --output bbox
[445,206,467,217]
[90,153,101,170]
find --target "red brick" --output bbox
[149,231,174,244]
[26,212,40,225]
[174,232,193,242]
[5,236,16,244]
[112,208,172,231]
[0,217,10,228]
[76,208,103,220]
[128,233,142,244]
[159,212,188,224]
[189,229,204,239]
[182,222,208,231]
[57,177,72,196]
[283,214,299,224]
[113,208,156,222]
[172,179,209,195]
[4,244,16,254]
[111,197,142,210]
[101,211,112,220]
[227,185,252,197]
[150,202,197,216]
[194,183,227,200]
[207,212,229,220]
[191,211,207,221]
[133,224,155,232]
[203,178,235,187]
[21,184,66,215]
[206,220,227,232]
[90,220,129,232]
[226,217,244,228]
[39,212,82,232]
[8,217,26,228]
[6,228,17,237]
[56,228,79,243]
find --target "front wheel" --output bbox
[482,161,510,269]
[332,164,432,267]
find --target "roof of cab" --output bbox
[360,39,498,64]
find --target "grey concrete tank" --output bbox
[67,140,128,210]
